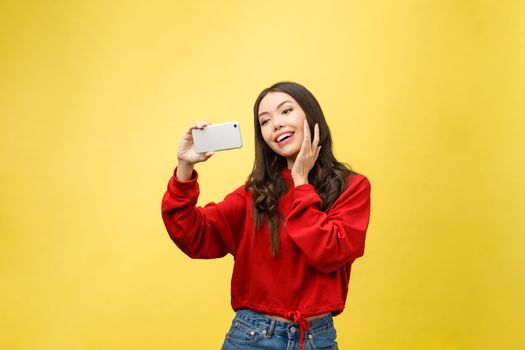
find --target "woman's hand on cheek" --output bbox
[291,120,321,187]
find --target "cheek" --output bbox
[261,129,273,145]
[294,129,304,142]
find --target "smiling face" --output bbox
[257,91,308,168]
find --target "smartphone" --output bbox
[192,121,243,153]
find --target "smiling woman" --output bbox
[257,92,311,166]
[161,81,372,350]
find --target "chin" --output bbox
[270,143,300,159]
[274,150,299,159]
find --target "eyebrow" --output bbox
[258,100,293,118]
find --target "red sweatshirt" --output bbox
[161,167,371,341]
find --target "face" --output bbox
[257,91,307,164]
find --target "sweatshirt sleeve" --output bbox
[284,175,371,274]
[161,168,246,259]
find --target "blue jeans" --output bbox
[221,309,338,350]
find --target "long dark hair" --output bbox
[245,81,357,256]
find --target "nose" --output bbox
[272,115,285,130]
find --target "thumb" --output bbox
[202,151,215,160]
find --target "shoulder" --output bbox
[329,173,371,208]
[345,173,371,192]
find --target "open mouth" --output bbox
[276,132,294,145]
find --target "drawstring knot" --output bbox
[286,310,310,350]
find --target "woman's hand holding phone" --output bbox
[176,122,214,181]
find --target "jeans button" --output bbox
[262,329,267,335]
[308,334,313,339]
[290,326,296,333]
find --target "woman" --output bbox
[161,82,371,350]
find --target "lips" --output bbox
[274,131,294,142]
[275,132,294,147]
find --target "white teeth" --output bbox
[277,133,292,142]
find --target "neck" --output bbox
[287,156,296,169]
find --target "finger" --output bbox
[196,121,210,129]
[315,146,321,160]
[188,123,198,134]
[202,151,214,160]
[296,136,307,159]
[303,120,310,140]
[312,123,320,149]
[190,121,210,130]
[303,120,311,151]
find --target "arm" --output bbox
[161,168,246,259]
[284,175,371,274]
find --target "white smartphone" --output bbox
[192,121,243,153]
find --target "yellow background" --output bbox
[1,0,524,349]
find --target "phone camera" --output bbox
[234,124,237,128]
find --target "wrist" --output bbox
[176,161,194,181]
[293,176,308,187]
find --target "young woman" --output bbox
[161,82,371,350]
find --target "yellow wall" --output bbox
[1,1,524,349]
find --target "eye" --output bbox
[260,119,269,126]
[283,108,293,115]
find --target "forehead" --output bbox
[258,91,296,112]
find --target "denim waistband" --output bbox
[233,308,334,338]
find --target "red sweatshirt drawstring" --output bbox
[287,311,310,350]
